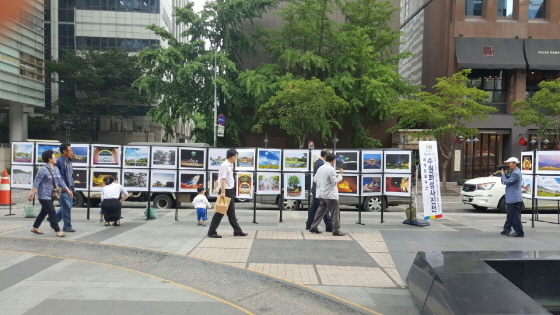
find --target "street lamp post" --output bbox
[530,136,549,150]
[399,134,409,149]
[465,135,480,179]
[263,133,269,148]
[62,121,73,142]
[331,132,339,151]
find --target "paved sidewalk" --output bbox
[1,202,559,314]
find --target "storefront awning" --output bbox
[455,37,526,69]
[524,39,560,70]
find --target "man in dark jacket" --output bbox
[306,149,333,231]
[55,143,75,232]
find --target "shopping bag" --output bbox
[144,207,159,219]
[214,196,231,214]
[24,205,38,218]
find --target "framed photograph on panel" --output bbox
[256,172,281,195]
[535,151,560,175]
[90,168,120,191]
[334,150,359,172]
[91,145,121,167]
[208,148,228,170]
[11,142,34,165]
[121,169,149,191]
[179,148,206,169]
[257,148,281,171]
[361,150,383,173]
[337,174,359,196]
[150,170,177,192]
[521,176,533,199]
[208,172,220,197]
[384,174,412,197]
[535,175,560,200]
[520,151,533,175]
[283,150,309,172]
[384,151,412,173]
[361,175,383,196]
[236,172,254,199]
[123,146,150,168]
[236,148,256,171]
[36,143,61,164]
[284,173,306,200]
[71,144,89,166]
[311,149,323,168]
[179,171,205,192]
[73,168,89,191]
[10,165,33,189]
[151,147,178,169]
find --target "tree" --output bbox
[251,77,348,148]
[288,175,300,189]
[513,79,560,145]
[243,0,414,147]
[388,69,497,191]
[47,49,150,142]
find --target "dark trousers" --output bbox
[306,194,332,230]
[311,199,341,232]
[101,199,121,222]
[207,189,243,235]
[34,199,61,232]
[503,201,524,235]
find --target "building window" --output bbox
[526,70,560,98]
[529,0,546,19]
[76,36,159,52]
[465,0,483,16]
[76,0,160,13]
[467,69,506,113]
[497,0,513,17]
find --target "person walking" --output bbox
[55,143,75,232]
[193,186,211,226]
[500,157,524,237]
[306,149,333,231]
[309,153,345,236]
[28,150,73,237]
[207,149,248,238]
[100,176,129,226]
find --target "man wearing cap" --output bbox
[500,157,524,237]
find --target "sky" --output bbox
[125,147,150,159]
[538,176,560,192]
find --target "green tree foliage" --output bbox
[513,79,560,145]
[389,70,496,190]
[252,77,347,148]
[288,175,300,189]
[243,0,414,147]
[135,0,277,145]
[47,49,150,142]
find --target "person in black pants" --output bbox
[207,149,247,238]
[306,149,333,231]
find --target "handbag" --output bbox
[214,196,231,214]
[46,166,62,201]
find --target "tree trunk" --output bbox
[441,157,450,192]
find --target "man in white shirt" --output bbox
[309,153,345,236]
[207,149,247,238]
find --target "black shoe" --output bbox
[510,233,524,237]
[208,234,222,238]
[305,227,310,230]
[63,228,76,232]
[234,232,248,236]
[500,231,510,236]
[309,227,322,234]
[332,231,346,236]
[326,229,333,233]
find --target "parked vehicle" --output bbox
[255,193,410,211]
[461,171,515,212]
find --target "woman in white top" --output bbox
[100,176,129,226]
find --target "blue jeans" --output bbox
[56,191,73,230]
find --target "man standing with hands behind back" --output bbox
[500,157,524,237]
[207,149,248,238]
[56,143,76,233]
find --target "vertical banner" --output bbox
[419,141,443,219]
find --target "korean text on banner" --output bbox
[419,141,443,220]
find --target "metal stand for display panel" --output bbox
[4,189,14,216]
[252,171,258,224]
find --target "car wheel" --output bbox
[236,198,248,202]
[72,192,84,207]
[153,194,174,209]
[498,197,506,213]
[363,196,383,212]
[472,205,488,211]
[278,198,300,211]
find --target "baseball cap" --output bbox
[504,157,519,164]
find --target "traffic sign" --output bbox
[308,141,315,149]
[217,125,225,137]
[218,114,225,125]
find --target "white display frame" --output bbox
[236,148,256,171]
[384,151,412,174]
[90,168,121,191]
[71,144,90,166]
[150,170,177,192]
[257,148,281,171]
[207,171,220,197]
[535,151,560,175]
[36,142,61,164]
[520,151,534,175]
[121,168,150,192]
[361,150,384,173]
[179,147,206,169]
[73,168,89,191]
[150,146,178,169]
[535,175,560,200]
[334,150,360,173]
[282,149,309,172]
[337,174,359,196]
[256,172,282,195]
[360,174,383,196]
[521,175,533,199]
[383,173,412,197]
[236,172,254,199]
[179,171,205,192]
[11,142,34,165]
[123,146,150,168]
[10,165,34,189]
[207,148,228,170]
[284,173,306,200]
[91,144,121,167]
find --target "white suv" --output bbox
[460,172,507,212]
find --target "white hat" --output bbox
[504,157,519,164]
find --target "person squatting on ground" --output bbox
[55,142,76,232]
[309,153,346,236]
[306,148,333,232]
[193,186,211,227]
[500,157,524,237]
[28,150,73,237]
[207,149,248,238]
[100,176,129,227]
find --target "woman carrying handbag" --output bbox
[28,150,73,237]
